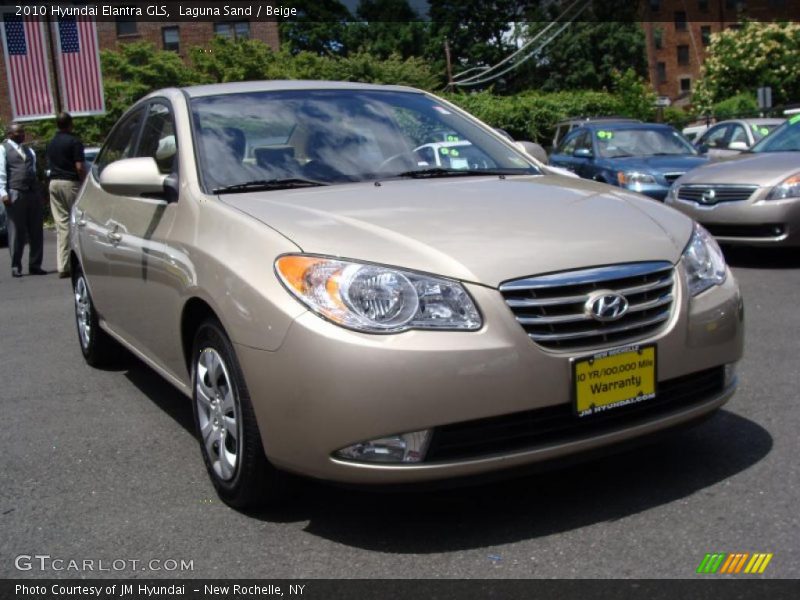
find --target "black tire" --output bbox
[72,267,119,367]
[191,319,287,509]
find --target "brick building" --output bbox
[643,0,800,106]
[1,18,280,123]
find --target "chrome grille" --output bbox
[500,262,675,350]
[677,184,758,205]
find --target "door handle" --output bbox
[74,210,87,228]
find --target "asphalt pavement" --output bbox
[1,232,798,579]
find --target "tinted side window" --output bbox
[557,130,581,155]
[729,124,748,145]
[137,101,178,174]
[575,131,593,152]
[699,125,729,149]
[94,109,145,176]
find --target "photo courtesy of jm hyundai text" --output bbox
[69,81,744,508]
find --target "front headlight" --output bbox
[682,223,727,296]
[765,173,800,200]
[617,171,656,187]
[275,255,482,333]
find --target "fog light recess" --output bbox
[724,362,738,388]
[335,430,432,464]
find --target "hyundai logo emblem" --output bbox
[585,291,629,322]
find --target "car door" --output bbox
[697,124,731,159]
[571,130,596,179]
[74,107,146,320]
[106,100,185,376]
[549,129,583,173]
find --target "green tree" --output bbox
[279,0,353,56]
[346,0,430,60]
[426,0,521,86]
[694,21,800,114]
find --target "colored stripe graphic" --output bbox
[744,553,773,574]
[698,553,773,574]
[697,553,727,574]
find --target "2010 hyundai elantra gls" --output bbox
[69,81,743,508]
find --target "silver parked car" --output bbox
[667,115,800,246]
[70,81,743,508]
[694,118,784,159]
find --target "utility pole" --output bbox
[46,17,62,114]
[444,38,454,92]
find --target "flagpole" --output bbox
[46,16,62,114]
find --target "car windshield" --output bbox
[190,89,538,191]
[594,127,697,158]
[749,118,800,153]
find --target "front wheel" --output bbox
[191,319,287,509]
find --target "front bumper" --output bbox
[237,265,743,485]
[666,192,800,247]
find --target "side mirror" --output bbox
[696,143,709,154]
[99,157,170,199]
[573,148,593,159]
[515,141,548,164]
[728,141,748,151]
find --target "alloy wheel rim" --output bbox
[195,348,240,481]
[74,276,91,349]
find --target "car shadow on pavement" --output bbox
[257,410,772,553]
[122,354,196,437]
[118,355,773,553]
[723,245,800,269]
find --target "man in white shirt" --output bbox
[1,123,46,278]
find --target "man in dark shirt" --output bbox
[47,112,85,278]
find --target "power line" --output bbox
[452,0,584,84]
[452,0,590,88]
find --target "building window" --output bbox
[677,45,690,66]
[701,26,712,46]
[115,16,137,36]
[649,0,660,11]
[726,0,746,9]
[674,11,687,31]
[214,21,251,41]
[698,0,709,11]
[653,27,663,50]
[656,62,667,84]
[162,27,179,52]
[680,78,692,93]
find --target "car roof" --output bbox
[581,122,675,130]
[720,118,785,126]
[556,116,640,126]
[181,80,424,98]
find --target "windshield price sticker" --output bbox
[573,345,656,417]
[597,130,614,140]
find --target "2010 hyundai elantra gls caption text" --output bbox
[70,82,743,508]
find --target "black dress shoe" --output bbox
[29,267,48,275]
[11,268,22,278]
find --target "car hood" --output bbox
[602,155,708,173]
[675,152,800,186]
[220,176,693,287]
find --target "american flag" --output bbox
[1,15,54,120]
[56,17,104,116]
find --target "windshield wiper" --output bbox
[393,168,528,179]
[213,178,328,194]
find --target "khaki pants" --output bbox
[49,179,80,274]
